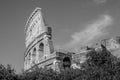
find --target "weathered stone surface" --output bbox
[101,37,120,57]
[24,7,72,72]
[24,7,120,72]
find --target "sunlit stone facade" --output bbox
[24,7,120,72]
[24,8,72,71]
[101,36,120,57]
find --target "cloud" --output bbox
[64,15,113,52]
[93,0,107,4]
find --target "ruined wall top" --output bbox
[101,36,120,51]
[25,7,48,47]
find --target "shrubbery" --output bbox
[1,46,120,80]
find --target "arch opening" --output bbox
[38,43,44,59]
[39,43,44,51]
[63,57,71,69]
[32,48,36,64]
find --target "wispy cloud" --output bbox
[93,0,107,4]
[64,15,113,52]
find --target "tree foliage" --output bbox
[0,64,16,80]
[1,46,120,80]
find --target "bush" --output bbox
[0,64,16,80]
[81,45,120,80]
[1,45,120,80]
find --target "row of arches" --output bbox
[25,43,44,69]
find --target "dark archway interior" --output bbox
[63,57,71,69]
[33,48,36,56]
[33,48,36,52]
[39,43,44,51]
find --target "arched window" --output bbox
[28,53,31,60]
[32,48,36,64]
[33,48,36,55]
[38,43,44,59]
[63,57,71,69]
[28,52,31,65]
[39,43,44,52]
[25,58,27,65]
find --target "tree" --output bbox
[81,45,120,80]
[0,64,16,80]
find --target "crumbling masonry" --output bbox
[24,7,120,72]
[24,8,72,71]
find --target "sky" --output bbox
[0,0,120,73]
